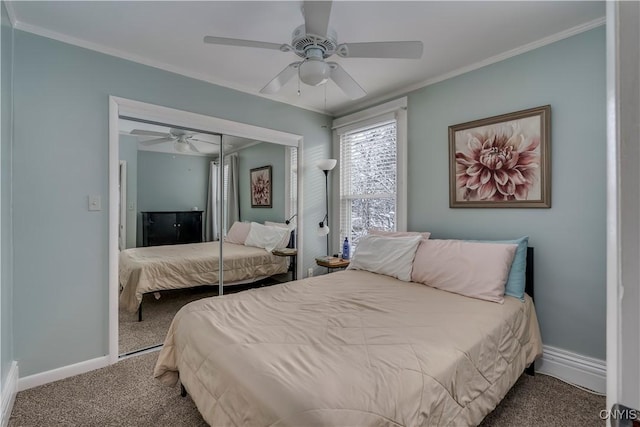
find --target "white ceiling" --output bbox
[9,1,605,115]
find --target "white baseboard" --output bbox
[17,356,110,392]
[536,345,606,394]
[1,361,18,427]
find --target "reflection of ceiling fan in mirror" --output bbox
[130,128,216,153]
[203,0,423,99]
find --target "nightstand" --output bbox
[315,257,350,272]
[272,248,297,280]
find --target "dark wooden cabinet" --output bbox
[142,211,203,247]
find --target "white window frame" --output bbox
[331,97,408,253]
[284,146,298,221]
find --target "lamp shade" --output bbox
[317,159,337,171]
[317,223,330,236]
[299,58,331,86]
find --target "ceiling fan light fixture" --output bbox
[175,141,189,153]
[298,46,331,87]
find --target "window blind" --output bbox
[217,162,230,232]
[340,121,397,252]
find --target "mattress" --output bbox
[119,241,288,313]
[154,269,543,426]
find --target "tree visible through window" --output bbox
[340,121,397,254]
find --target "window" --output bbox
[340,121,397,250]
[333,97,407,256]
[215,161,230,233]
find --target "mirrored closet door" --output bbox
[117,119,223,355]
[117,119,299,356]
[219,136,298,297]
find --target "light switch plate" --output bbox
[88,195,101,211]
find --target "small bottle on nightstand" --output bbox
[342,237,350,260]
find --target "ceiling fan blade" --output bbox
[130,129,170,138]
[328,62,366,99]
[187,141,201,153]
[303,1,332,37]
[140,138,174,145]
[260,62,301,94]
[337,41,423,59]
[203,36,286,51]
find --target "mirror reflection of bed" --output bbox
[117,119,298,356]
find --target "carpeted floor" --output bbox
[10,351,605,427]
[119,287,219,354]
[119,278,285,354]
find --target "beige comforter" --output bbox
[154,270,542,427]
[119,242,288,313]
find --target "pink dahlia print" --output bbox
[455,116,541,202]
[251,168,271,206]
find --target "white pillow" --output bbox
[264,221,288,228]
[410,240,517,303]
[244,222,291,252]
[225,221,251,245]
[346,234,422,281]
[264,221,292,248]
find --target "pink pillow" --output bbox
[410,239,517,303]
[368,229,431,240]
[225,221,251,245]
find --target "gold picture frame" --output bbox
[449,105,551,208]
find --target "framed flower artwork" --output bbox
[250,165,272,208]
[449,105,551,208]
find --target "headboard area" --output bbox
[287,228,296,249]
[525,247,534,301]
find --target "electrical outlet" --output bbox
[307,267,314,277]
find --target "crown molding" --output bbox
[3,1,17,28]
[333,16,606,117]
[12,20,329,116]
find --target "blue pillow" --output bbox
[470,236,529,302]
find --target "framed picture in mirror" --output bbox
[250,165,272,208]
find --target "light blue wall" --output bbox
[137,150,212,245]
[404,28,606,359]
[118,136,137,249]
[238,142,286,224]
[1,1,13,385]
[12,31,331,376]
[137,151,212,213]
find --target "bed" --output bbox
[119,241,289,316]
[154,246,542,426]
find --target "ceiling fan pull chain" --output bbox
[324,82,327,111]
[297,74,301,96]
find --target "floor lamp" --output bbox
[317,159,337,255]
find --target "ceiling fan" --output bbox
[203,1,423,100]
[130,128,216,153]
